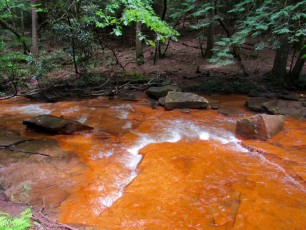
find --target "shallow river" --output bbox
[0,95,305,229]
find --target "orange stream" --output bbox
[0,96,305,229]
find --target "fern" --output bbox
[0,208,32,230]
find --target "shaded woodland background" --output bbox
[0,0,305,100]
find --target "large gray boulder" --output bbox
[146,85,181,99]
[262,100,306,118]
[236,114,284,140]
[23,115,93,134]
[164,91,209,110]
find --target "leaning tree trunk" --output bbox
[290,45,306,82]
[271,41,290,81]
[31,0,39,61]
[135,22,144,65]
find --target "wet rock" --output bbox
[158,97,166,106]
[218,107,243,116]
[210,104,221,110]
[23,115,94,134]
[14,139,74,159]
[118,92,138,101]
[146,85,181,99]
[279,93,300,101]
[245,97,273,112]
[262,100,306,118]
[236,114,284,140]
[164,91,209,110]
[30,184,69,208]
[145,99,159,109]
[0,128,32,147]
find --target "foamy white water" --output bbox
[94,119,249,210]
[112,104,134,120]
[77,114,88,123]
[61,106,80,114]
[248,151,306,192]
[6,104,53,115]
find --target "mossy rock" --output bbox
[115,72,151,84]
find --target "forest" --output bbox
[0,0,306,229]
[0,0,305,99]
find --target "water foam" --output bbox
[248,151,306,192]
[112,104,134,120]
[6,104,52,115]
[95,119,248,210]
[91,149,114,160]
[123,121,132,129]
[61,106,80,114]
[77,114,88,123]
[98,171,138,208]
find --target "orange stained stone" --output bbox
[0,96,305,229]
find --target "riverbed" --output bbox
[0,95,305,229]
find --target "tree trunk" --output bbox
[158,0,168,58]
[204,24,214,58]
[271,41,290,81]
[290,45,306,81]
[135,22,144,65]
[31,0,39,61]
[67,17,79,74]
[204,10,214,59]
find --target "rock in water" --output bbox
[262,100,306,118]
[23,115,94,134]
[245,97,274,112]
[236,114,284,140]
[146,85,181,99]
[164,91,209,110]
[158,97,166,106]
[0,128,32,147]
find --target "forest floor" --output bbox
[40,28,306,97]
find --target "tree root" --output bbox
[31,210,77,230]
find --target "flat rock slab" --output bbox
[14,138,76,159]
[236,114,284,140]
[23,115,94,134]
[164,91,209,110]
[262,100,306,118]
[218,107,244,116]
[0,128,32,147]
[279,93,300,101]
[146,85,181,99]
[246,97,274,112]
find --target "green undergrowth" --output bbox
[116,71,151,84]
[0,208,32,230]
